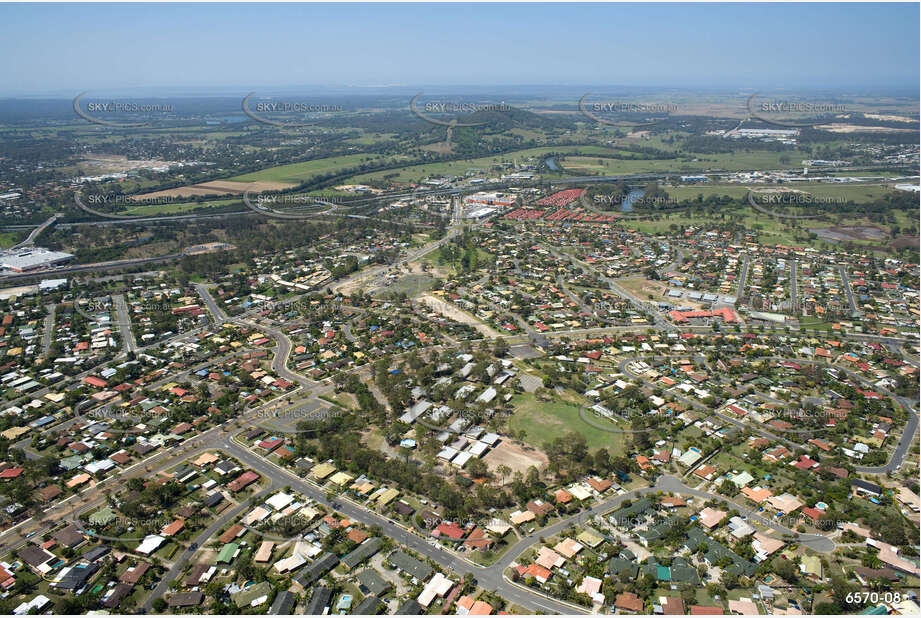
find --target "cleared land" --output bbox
[121,199,238,216]
[134,180,295,199]
[420,293,500,338]
[482,440,549,480]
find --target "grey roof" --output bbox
[388,551,432,581]
[351,595,381,615]
[356,569,391,597]
[609,498,652,526]
[851,478,882,495]
[396,599,423,615]
[168,591,204,607]
[670,563,700,584]
[608,557,638,579]
[83,545,111,563]
[269,590,295,615]
[295,552,338,588]
[0,248,73,271]
[19,545,55,568]
[341,538,382,570]
[102,583,133,609]
[203,492,224,508]
[51,524,86,548]
[214,460,238,474]
[51,562,99,590]
[304,587,332,615]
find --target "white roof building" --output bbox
[136,534,165,555]
[266,492,295,511]
[418,572,454,607]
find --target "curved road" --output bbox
[617,354,918,474]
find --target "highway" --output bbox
[0,253,182,283]
[10,213,59,249]
[789,258,799,315]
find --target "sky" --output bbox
[0,2,918,96]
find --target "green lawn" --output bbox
[508,392,626,451]
[0,231,23,249]
[797,317,834,331]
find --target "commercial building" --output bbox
[0,247,73,272]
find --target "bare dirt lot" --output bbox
[78,153,181,174]
[808,225,888,242]
[618,276,710,309]
[616,276,678,302]
[420,293,500,338]
[892,235,920,249]
[483,440,548,480]
[133,180,296,200]
[815,123,916,134]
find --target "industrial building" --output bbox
[0,248,74,273]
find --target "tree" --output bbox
[497,464,512,486]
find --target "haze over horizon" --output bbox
[0,2,918,97]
